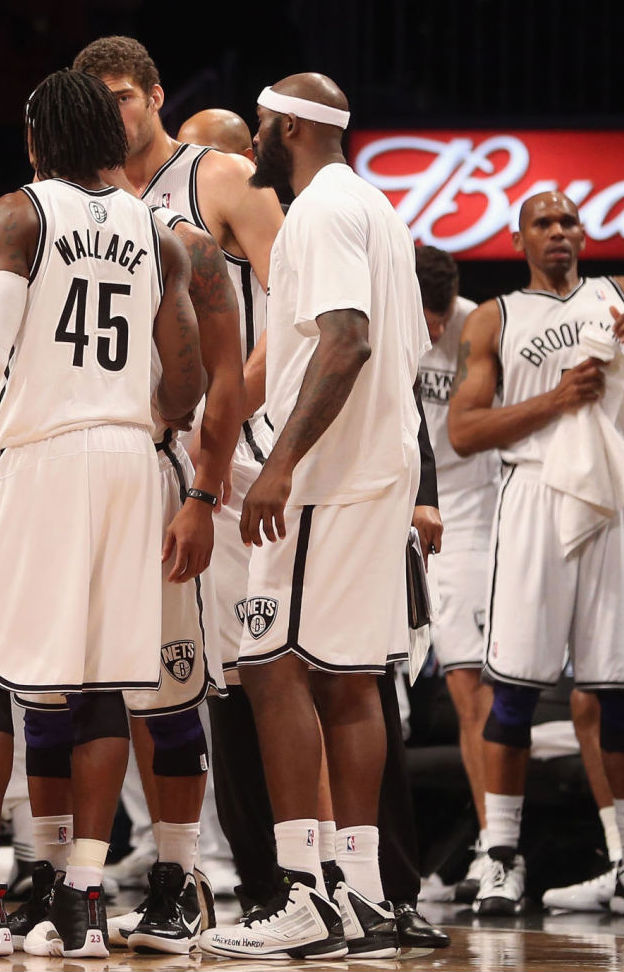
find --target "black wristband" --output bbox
[186,487,218,507]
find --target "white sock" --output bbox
[319,821,336,863]
[274,819,324,890]
[32,814,73,871]
[484,793,523,852]
[599,806,622,864]
[65,838,108,891]
[152,820,161,850]
[478,828,489,852]
[158,821,200,875]
[613,800,624,862]
[11,800,35,863]
[335,825,384,903]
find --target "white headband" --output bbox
[257,86,350,130]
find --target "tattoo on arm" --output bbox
[450,339,471,398]
[188,238,238,317]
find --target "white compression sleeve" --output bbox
[0,270,27,363]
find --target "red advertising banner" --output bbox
[349,131,624,260]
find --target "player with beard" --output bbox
[201,72,430,961]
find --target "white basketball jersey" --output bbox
[499,276,624,464]
[0,179,162,448]
[419,295,499,549]
[141,143,267,364]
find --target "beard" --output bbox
[250,117,292,194]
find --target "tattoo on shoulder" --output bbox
[188,238,237,316]
[450,340,471,398]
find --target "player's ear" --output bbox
[579,224,586,252]
[150,85,164,111]
[511,230,525,254]
[284,113,299,139]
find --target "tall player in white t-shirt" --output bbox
[201,73,430,962]
[448,190,624,916]
[0,69,204,958]
[415,246,499,903]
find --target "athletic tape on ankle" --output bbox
[257,87,350,129]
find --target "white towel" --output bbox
[541,324,624,557]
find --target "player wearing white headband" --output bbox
[201,72,430,961]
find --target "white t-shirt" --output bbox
[266,163,430,506]
[419,295,499,551]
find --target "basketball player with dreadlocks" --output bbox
[0,68,204,958]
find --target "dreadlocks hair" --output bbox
[414,244,459,314]
[26,69,128,182]
[73,36,160,94]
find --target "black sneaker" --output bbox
[321,859,344,899]
[7,860,55,949]
[200,867,348,960]
[194,865,215,930]
[127,862,201,954]
[23,881,108,957]
[333,881,399,958]
[394,900,450,950]
[0,884,13,955]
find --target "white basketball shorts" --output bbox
[0,425,161,695]
[238,464,419,674]
[212,415,273,682]
[485,463,624,689]
[125,435,226,716]
[429,547,489,673]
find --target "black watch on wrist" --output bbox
[186,487,218,507]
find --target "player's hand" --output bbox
[412,505,443,568]
[240,463,292,546]
[162,498,214,582]
[610,305,624,342]
[551,357,606,413]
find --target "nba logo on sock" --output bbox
[347,835,356,852]
[306,829,315,846]
[58,826,67,844]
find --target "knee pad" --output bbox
[0,689,13,736]
[598,690,624,752]
[147,709,208,777]
[24,708,73,778]
[67,691,129,745]
[483,683,540,749]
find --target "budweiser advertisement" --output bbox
[349,130,624,260]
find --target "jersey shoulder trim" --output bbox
[19,186,46,286]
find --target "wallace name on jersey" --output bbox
[54,229,147,275]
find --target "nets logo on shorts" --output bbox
[235,599,247,625]
[161,640,195,682]
[474,609,485,635]
[245,596,278,640]
[88,201,107,224]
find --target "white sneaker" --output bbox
[609,862,624,914]
[103,847,155,890]
[107,898,148,946]
[418,872,456,903]
[472,851,526,916]
[543,865,617,912]
[200,868,347,960]
[333,882,399,959]
[455,841,489,904]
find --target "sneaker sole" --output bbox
[610,897,624,915]
[202,939,348,961]
[108,925,140,947]
[128,931,199,955]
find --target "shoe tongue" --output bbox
[488,846,516,866]
[151,862,184,893]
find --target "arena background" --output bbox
[0,0,621,302]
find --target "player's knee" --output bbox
[0,690,13,736]
[597,690,624,752]
[24,708,73,778]
[147,709,208,777]
[67,691,129,745]
[483,682,540,749]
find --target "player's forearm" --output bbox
[157,364,207,422]
[268,332,371,474]
[449,390,560,457]
[243,331,267,419]
[192,373,244,493]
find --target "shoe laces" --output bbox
[395,901,429,923]
[243,886,294,927]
